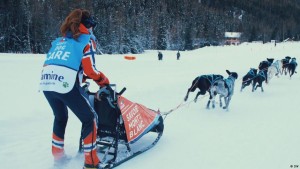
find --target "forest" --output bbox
[1,0,300,54]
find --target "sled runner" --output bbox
[78,83,164,168]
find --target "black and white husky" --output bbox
[208,70,238,111]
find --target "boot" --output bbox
[83,163,101,169]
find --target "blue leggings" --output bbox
[44,82,97,140]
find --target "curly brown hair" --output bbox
[60,9,91,40]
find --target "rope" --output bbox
[160,94,208,120]
[160,75,225,119]
[160,75,224,119]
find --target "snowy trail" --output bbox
[0,42,300,169]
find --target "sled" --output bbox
[78,83,164,168]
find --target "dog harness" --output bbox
[290,58,297,66]
[224,76,235,96]
[201,74,223,86]
[258,70,266,79]
[249,69,255,76]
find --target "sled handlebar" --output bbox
[83,83,126,98]
[108,84,126,96]
[118,87,126,96]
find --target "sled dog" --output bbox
[241,68,257,92]
[208,70,238,110]
[184,74,223,102]
[252,69,267,92]
[282,56,291,75]
[267,60,283,82]
[287,57,298,78]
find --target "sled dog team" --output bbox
[241,56,297,92]
[184,56,297,111]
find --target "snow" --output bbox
[0,42,299,169]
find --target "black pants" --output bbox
[44,82,97,140]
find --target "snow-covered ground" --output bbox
[0,42,299,169]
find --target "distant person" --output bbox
[177,51,180,60]
[158,51,163,60]
[39,9,109,169]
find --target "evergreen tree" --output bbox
[157,16,167,50]
[184,24,193,50]
[1,0,300,53]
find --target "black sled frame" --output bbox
[78,84,164,168]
